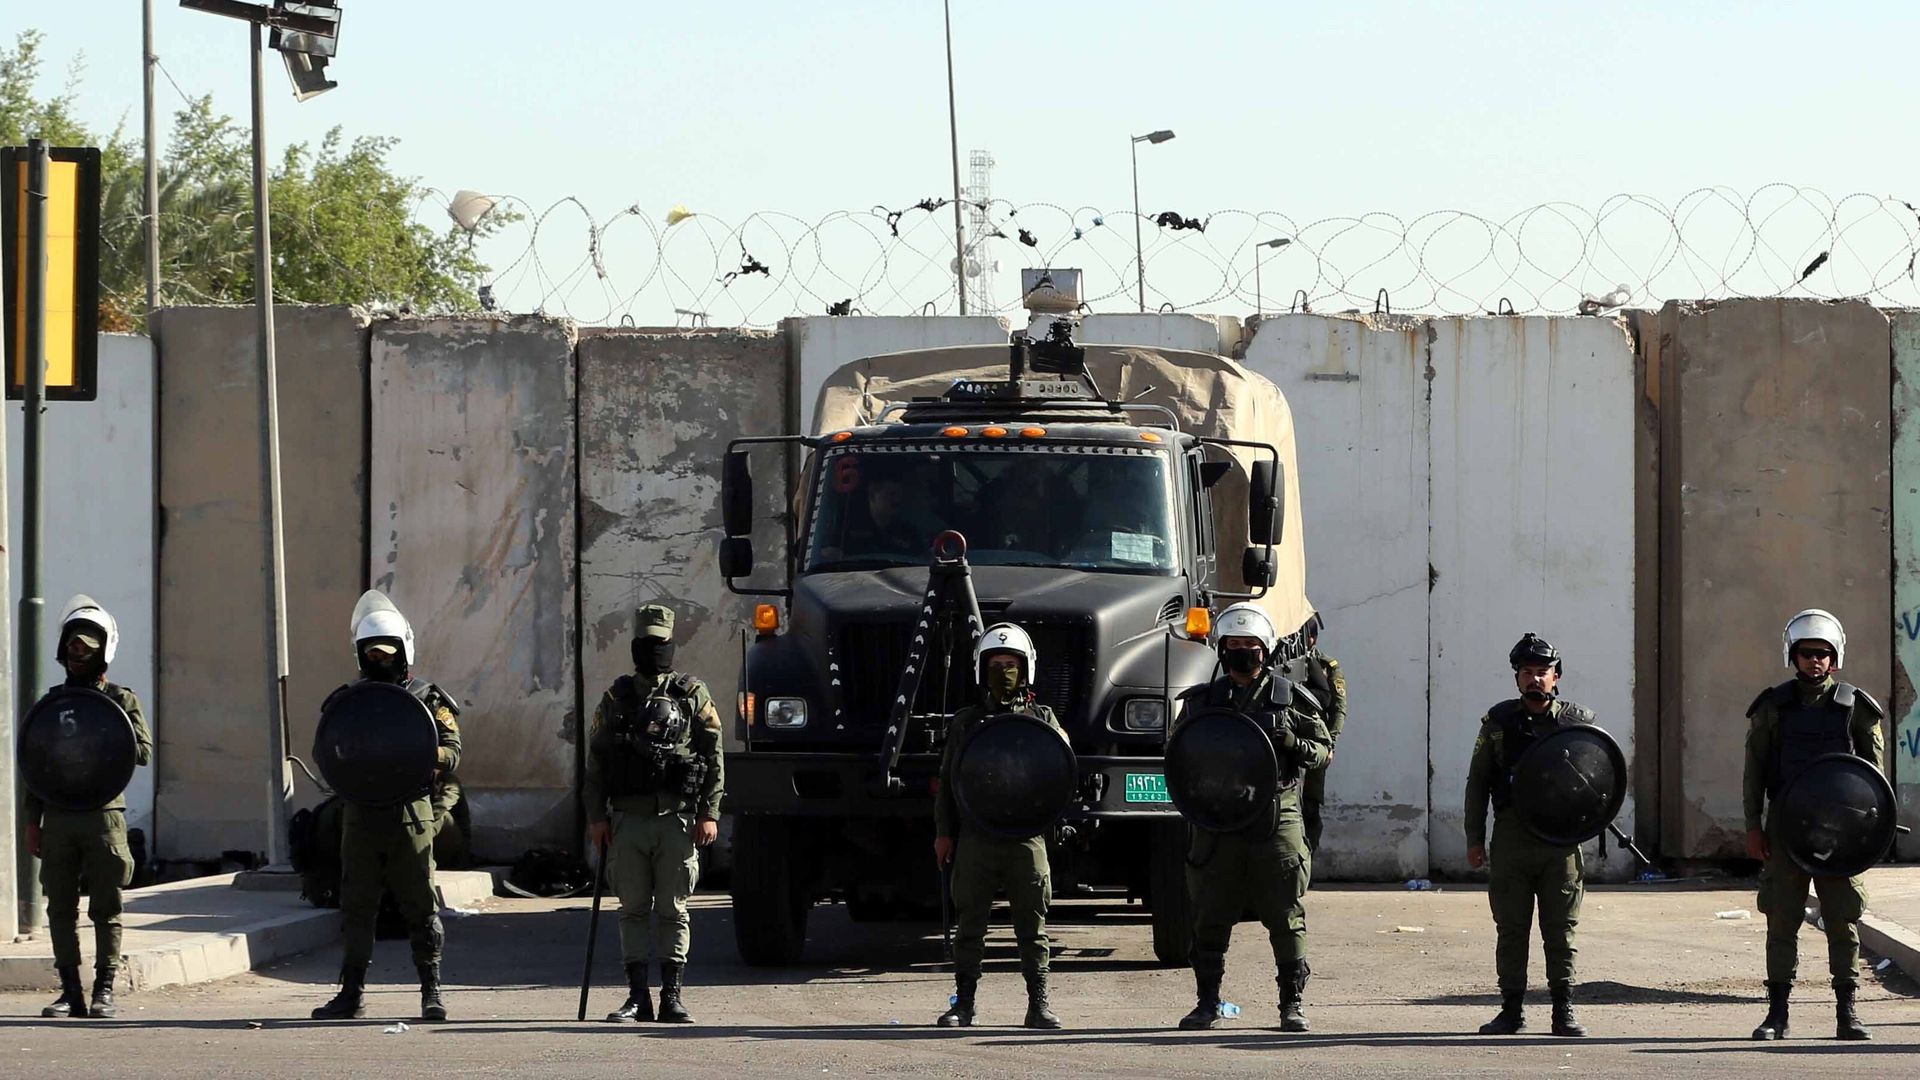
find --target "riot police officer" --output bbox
[27,597,152,1019]
[1280,614,1346,855]
[584,605,725,1024]
[1743,609,1883,1042]
[933,623,1063,1030]
[312,590,463,1022]
[1464,633,1593,1037]
[1175,602,1330,1033]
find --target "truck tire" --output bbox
[731,815,812,965]
[1149,818,1192,966]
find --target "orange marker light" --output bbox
[941,425,968,438]
[742,692,757,725]
[1020,426,1047,438]
[754,604,781,633]
[831,430,853,442]
[1185,607,1212,640]
[981,426,1008,438]
[1140,431,1163,443]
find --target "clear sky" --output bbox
[17,1,1920,322]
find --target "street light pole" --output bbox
[943,0,966,316]
[1130,129,1174,313]
[1254,237,1290,317]
[143,0,161,314]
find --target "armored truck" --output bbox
[718,317,1312,965]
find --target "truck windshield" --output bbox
[805,442,1178,574]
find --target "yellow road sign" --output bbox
[3,145,100,401]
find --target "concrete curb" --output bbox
[1857,912,1920,982]
[0,870,496,993]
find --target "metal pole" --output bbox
[1255,246,1263,318]
[143,0,161,314]
[1132,139,1145,313]
[16,139,51,932]
[943,0,967,316]
[250,23,292,867]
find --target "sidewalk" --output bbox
[0,869,496,993]
[1857,864,1920,981]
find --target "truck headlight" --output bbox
[765,697,808,729]
[1121,698,1166,732]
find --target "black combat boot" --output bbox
[1278,960,1311,1033]
[42,965,89,1019]
[656,961,693,1023]
[1750,981,1789,1041]
[311,964,368,1020]
[1178,972,1224,1030]
[1023,971,1062,1030]
[937,973,978,1027]
[1478,988,1526,1035]
[417,961,448,1022]
[89,969,118,1019]
[1834,982,1870,1041]
[606,961,653,1022]
[1549,982,1585,1037]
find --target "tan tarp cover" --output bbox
[812,343,1312,636]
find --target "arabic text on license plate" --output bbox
[1124,772,1170,804]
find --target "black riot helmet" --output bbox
[1508,633,1561,673]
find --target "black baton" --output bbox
[577,840,608,1021]
[940,858,955,963]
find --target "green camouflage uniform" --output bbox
[583,672,726,965]
[1464,698,1594,993]
[335,679,462,971]
[1742,676,1884,987]
[934,697,1063,979]
[1177,671,1331,981]
[1285,649,1346,853]
[27,681,152,974]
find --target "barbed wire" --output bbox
[415,185,1920,327]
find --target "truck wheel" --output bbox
[731,815,811,965]
[1149,819,1192,967]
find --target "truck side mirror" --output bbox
[1241,548,1278,588]
[723,450,754,538]
[1249,460,1284,546]
[720,536,755,579]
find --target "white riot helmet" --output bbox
[974,622,1038,684]
[1783,608,1845,669]
[59,594,120,665]
[1212,602,1279,655]
[351,589,416,666]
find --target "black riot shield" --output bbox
[19,686,139,811]
[313,681,440,805]
[951,712,1079,840]
[1509,723,1629,847]
[1774,753,1898,878]
[1165,707,1280,834]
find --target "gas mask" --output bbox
[633,638,677,678]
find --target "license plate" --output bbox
[1124,772,1170,804]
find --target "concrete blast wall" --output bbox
[1241,314,1431,880]
[7,335,158,840]
[788,316,1008,436]
[577,331,789,753]
[153,306,367,861]
[1886,312,1920,858]
[370,316,578,860]
[1661,300,1891,859]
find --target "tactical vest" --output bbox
[599,672,709,799]
[1761,680,1857,797]
[1203,672,1319,790]
[1487,699,1591,810]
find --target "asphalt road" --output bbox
[2,883,1915,1078]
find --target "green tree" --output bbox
[3,30,506,329]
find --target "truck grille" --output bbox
[835,619,1090,727]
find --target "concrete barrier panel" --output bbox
[577,331,787,751]
[153,306,368,861]
[1078,313,1238,355]
[8,335,158,840]
[1241,313,1430,879]
[1886,312,1920,858]
[1661,300,1890,859]
[788,316,1008,435]
[1429,317,1637,878]
[369,316,578,859]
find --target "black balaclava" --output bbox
[633,638,677,678]
[1223,646,1263,676]
[61,623,110,685]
